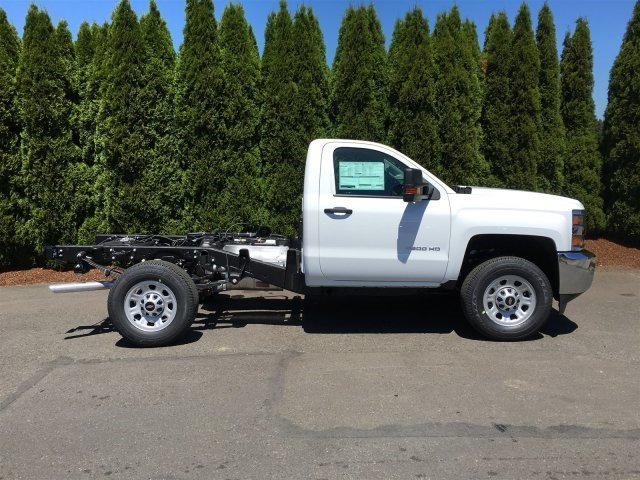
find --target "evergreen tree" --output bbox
[259,1,297,233]
[560,20,605,231]
[463,19,482,73]
[601,0,640,243]
[292,6,330,161]
[288,6,330,227]
[536,3,565,193]
[140,0,182,233]
[95,0,150,233]
[56,20,94,244]
[16,6,78,258]
[73,22,96,152]
[75,22,110,243]
[54,20,75,102]
[174,0,224,231]
[481,12,512,187]
[432,6,488,185]
[215,3,263,228]
[507,3,540,191]
[331,5,388,142]
[0,8,21,265]
[387,7,439,170]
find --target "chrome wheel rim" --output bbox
[482,275,536,327]
[124,281,177,332]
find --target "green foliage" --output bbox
[259,2,297,234]
[432,6,488,185]
[560,19,606,232]
[259,2,330,235]
[0,8,22,265]
[16,6,79,260]
[507,3,540,191]
[292,6,330,158]
[536,3,565,193]
[95,0,152,234]
[139,0,182,234]
[214,3,263,229]
[481,12,513,187]
[0,1,635,264]
[388,8,439,171]
[174,0,224,231]
[601,1,640,243]
[74,22,110,244]
[331,5,388,142]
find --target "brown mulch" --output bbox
[0,267,106,287]
[0,238,638,287]
[584,238,640,270]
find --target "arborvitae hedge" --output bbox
[17,6,78,258]
[292,6,330,167]
[140,0,182,234]
[259,1,297,234]
[432,7,488,186]
[481,12,513,187]
[289,6,330,229]
[1,1,638,265]
[508,3,541,191]
[0,8,21,265]
[388,8,439,171]
[560,19,606,232]
[174,0,224,232]
[536,3,565,193]
[601,0,640,243]
[95,0,151,234]
[75,22,109,243]
[331,5,388,142]
[216,3,263,229]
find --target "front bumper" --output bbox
[556,249,596,313]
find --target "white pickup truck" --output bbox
[46,139,596,346]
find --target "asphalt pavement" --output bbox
[0,269,639,480]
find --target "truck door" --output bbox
[317,143,451,284]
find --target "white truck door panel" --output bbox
[318,143,451,283]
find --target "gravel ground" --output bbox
[1,237,637,286]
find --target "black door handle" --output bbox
[324,207,353,215]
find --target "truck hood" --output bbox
[451,187,584,213]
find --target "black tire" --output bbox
[107,260,199,347]
[460,256,552,340]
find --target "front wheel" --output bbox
[107,260,199,347]
[460,256,552,340]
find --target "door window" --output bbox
[333,147,407,197]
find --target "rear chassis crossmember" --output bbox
[45,242,306,296]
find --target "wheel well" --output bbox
[459,234,559,297]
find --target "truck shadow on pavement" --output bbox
[64,292,578,346]
[194,293,578,342]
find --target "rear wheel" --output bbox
[460,256,552,340]
[107,260,199,347]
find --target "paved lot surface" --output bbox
[0,270,639,480]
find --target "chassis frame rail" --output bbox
[45,244,305,294]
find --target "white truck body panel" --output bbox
[302,139,582,288]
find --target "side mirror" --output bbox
[403,168,432,202]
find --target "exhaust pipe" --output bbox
[49,281,114,294]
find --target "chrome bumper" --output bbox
[557,250,596,313]
[558,250,596,295]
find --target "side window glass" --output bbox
[333,147,407,197]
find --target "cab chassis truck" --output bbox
[46,139,596,346]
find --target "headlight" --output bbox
[572,209,585,250]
